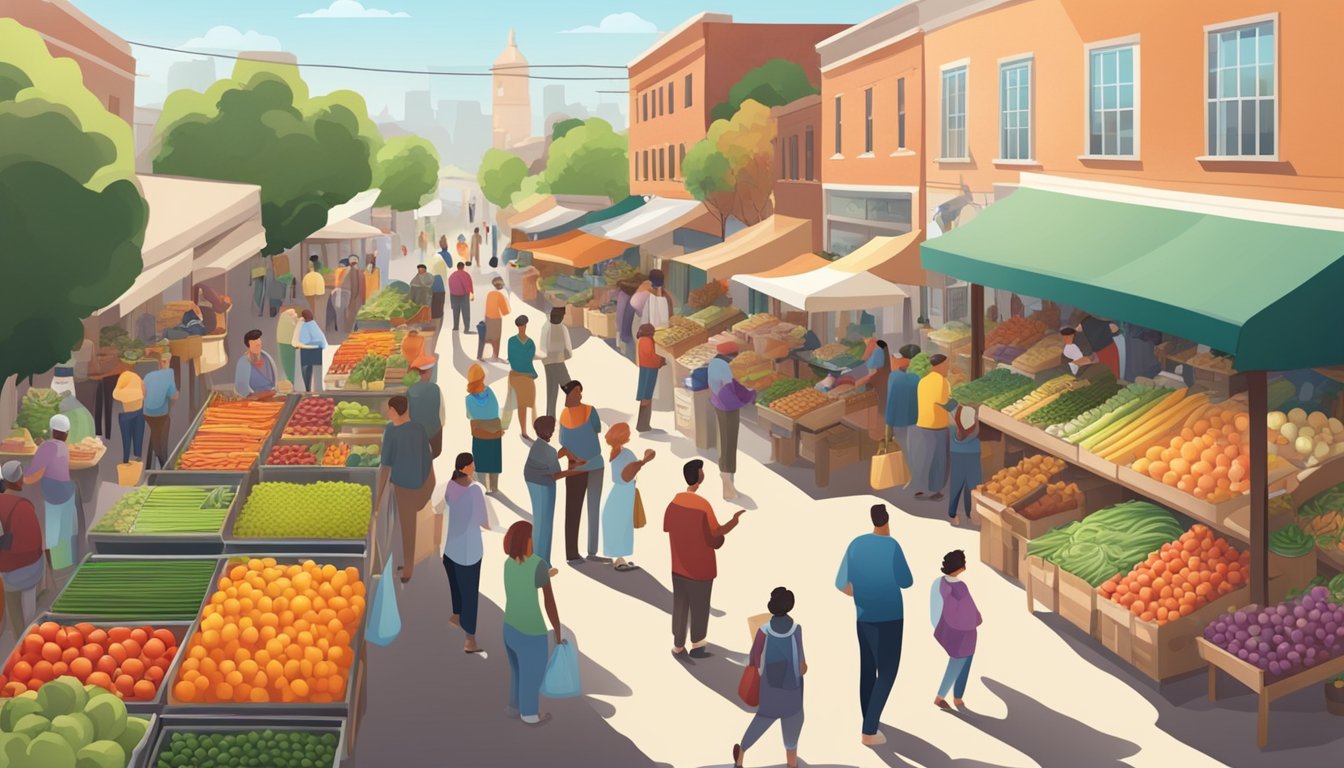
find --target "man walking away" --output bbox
[302,254,326,328]
[836,504,914,746]
[142,353,178,470]
[885,344,921,449]
[0,462,44,641]
[448,262,474,333]
[470,226,483,268]
[665,459,746,659]
[538,306,572,418]
[374,396,436,584]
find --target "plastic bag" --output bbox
[366,558,402,646]
[540,636,582,698]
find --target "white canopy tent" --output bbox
[581,197,707,245]
[734,267,908,312]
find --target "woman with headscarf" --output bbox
[635,324,664,432]
[931,549,981,709]
[601,423,655,571]
[442,452,490,655]
[466,364,504,493]
[708,356,756,500]
[946,405,982,526]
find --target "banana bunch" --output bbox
[1002,375,1082,418]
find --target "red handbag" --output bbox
[737,664,760,707]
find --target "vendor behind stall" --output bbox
[24,415,77,570]
[886,344,922,448]
[631,270,675,330]
[233,329,278,400]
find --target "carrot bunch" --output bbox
[1099,524,1249,624]
[178,398,286,470]
[330,331,396,375]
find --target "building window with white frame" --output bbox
[940,65,967,160]
[805,126,814,180]
[999,58,1032,160]
[896,78,906,150]
[684,74,693,108]
[864,87,874,154]
[1088,44,1136,156]
[834,95,842,155]
[1207,19,1275,157]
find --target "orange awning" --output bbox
[828,230,927,285]
[750,253,829,278]
[523,231,633,270]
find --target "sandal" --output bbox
[614,563,640,572]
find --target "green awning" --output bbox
[920,188,1344,372]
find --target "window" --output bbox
[643,150,649,180]
[659,148,665,180]
[779,140,787,180]
[108,95,121,116]
[642,93,649,121]
[1088,45,1136,156]
[684,74,693,107]
[668,82,675,114]
[863,88,874,153]
[940,65,967,159]
[668,144,676,179]
[896,78,906,149]
[658,88,664,117]
[827,190,913,228]
[834,96,843,155]
[679,143,686,170]
[999,58,1033,160]
[1207,19,1275,157]
[804,126,814,180]
[789,135,799,180]
[633,156,639,181]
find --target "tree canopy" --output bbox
[710,59,818,123]
[682,100,776,234]
[0,19,146,389]
[551,118,584,142]
[374,136,440,211]
[477,148,528,209]
[542,118,629,201]
[154,60,380,255]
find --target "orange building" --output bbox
[771,96,823,252]
[5,0,135,123]
[627,13,849,199]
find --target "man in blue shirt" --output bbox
[142,353,178,470]
[836,503,913,746]
[885,344,922,450]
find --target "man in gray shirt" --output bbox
[376,396,435,584]
[537,306,572,418]
[523,415,584,567]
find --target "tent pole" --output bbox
[970,283,984,379]
[1248,370,1268,605]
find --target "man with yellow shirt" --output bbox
[302,255,327,330]
[911,354,956,501]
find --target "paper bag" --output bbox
[633,489,647,529]
[413,499,442,565]
[870,440,910,490]
[747,612,771,641]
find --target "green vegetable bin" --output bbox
[147,715,346,767]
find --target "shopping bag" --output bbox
[870,440,910,490]
[540,635,582,698]
[366,559,402,647]
[412,498,441,566]
[116,460,142,487]
[632,489,646,529]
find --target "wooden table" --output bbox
[1197,637,1344,747]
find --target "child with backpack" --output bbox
[734,587,806,768]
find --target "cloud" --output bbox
[297,1,410,18]
[560,12,658,34]
[182,26,282,52]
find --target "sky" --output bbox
[74,0,900,127]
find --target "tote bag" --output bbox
[737,630,763,707]
[870,439,910,491]
[541,634,582,698]
[366,558,402,646]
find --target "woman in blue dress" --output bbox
[465,364,504,493]
[600,422,655,571]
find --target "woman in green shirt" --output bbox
[502,520,563,725]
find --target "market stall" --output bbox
[324,327,435,392]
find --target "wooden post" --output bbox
[1248,370,1269,606]
[970,283,985,379]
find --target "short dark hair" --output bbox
[503,521,533,561]
[533,416,556,438]
[515,316,529,326]
[243,330,263,347]
[876,339,888,350]
[550,306,566,322]
[560,380,582,395]
[898,344,921,359]
[387,395,409,416]
[473,227,480,233]
[457,262,466,270]
[310,254,320,262]
[1060,327,1076,337]
[417,264,427,271]
[767,587,795,616]
[301,309,313,322]
[683,459,704,487]
[941,549,967,575]
[870,503,890,528]
[929,353,948,366]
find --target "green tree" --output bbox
[682,100,776,234]
[551,118,584,142]
[374,136,440,211]
[681,139,734,237]
[154,60,378,255]
[511,174,551,210]
[709,59,818,122]
[0,20,147,390]
[477,148,528,209]
[542,118,628,200]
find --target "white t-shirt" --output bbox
[1063,343,1085,375]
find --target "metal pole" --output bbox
[1248,370,1269,605]
[970,283,985,379]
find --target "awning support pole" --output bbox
[1248,370,1269,605]
[970,283,985,379]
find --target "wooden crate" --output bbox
[1076,447,1119,480]
[585,308,617,338]
[974,492,1023,582]
[1130,585,1255,682]
[976,497,1003,573]
[1198,637,1344,748]
[1025,556,1059,612]
[1268,551,1316,594]
[1096,596,1134,662]
[1056,568,1100,637]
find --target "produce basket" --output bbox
[585,308,617,339]
[279,394,389,443]
[89,475,248,555]
[223,469,377,558]
[147,715,347,768]
[164,393,294,475]
[46,555,222,625]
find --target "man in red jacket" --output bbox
[664,459,746,658]
[0,461,44,640]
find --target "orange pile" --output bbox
[321,443,351,466]
[1131,402,1250,502]
[0,622,178,700]
[172,558,365,704]
[1099,524,1249,625]
[985,316,1047,349]
[330,331,396,375]
[178,398,286,471]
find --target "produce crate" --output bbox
[1076,447,1119,480]
[585,308,617,338]
[147,715,347,768]
[1056,567,1100,637]
[977,405,1080,464]
[1115,465,1250,543]
[1012,351,1063,376]
[1267,550,1316,593]
[164,393,295,475]
[279,394,390,443]
[1198,637,1344,748]
[655,328,710,360]
[974,492,1022,583]
[223,469,377,557]
[799,425,865,487]
[1096,593,1134,662]
[89,475,247,555]
[564,306,587,328]
[1003,500,1084,541]
[1128,585,1254,682]
[46,555,221,625]
[1025,556,1059,612]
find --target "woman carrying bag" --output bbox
[600,423,655,572]
[734,587,806,768]
[502,520,563,726]
[465,364,504,493]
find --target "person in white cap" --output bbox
[0,461,44,640]
[24,414,79,570]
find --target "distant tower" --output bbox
[491,28,531,149]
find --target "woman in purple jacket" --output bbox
[708,356,755,501]
[931,549,981,709]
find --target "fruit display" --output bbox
[284,398,335,437]
[928,321,971,347]
[1268,408,1344,468]
[687,280,728,310]
[1041,381,1163,439]
[16,388,62,441]
[687,305,742,330]
[1203,586,1344,682]
[1269,524,1316,558]
[1132,401,1252,503]
[66,437,104,464]
[766,388,829,419]
[1297,483,1344,554]
[653,322,703,349]
[601,260,640,285]
[1027,377,1124,427]
[1013,335,1064,371]
[345,445,381,468]
[952,369,1034,408]
[234,482,371,540]
[979,454,1066,505]
[739,369,781,392]
[0,675,151,767]
[356,285,421,321]
[321,443,351,467]
[986,316,1047,349]
[1,621,180,702]
[566,288,594,307]
[675,344,718,371]
[1001,375,1083,419]
[91,487,234,535]
[757,378,812,406]
[1018,482,1082,520]
[101,326,150,365]
[1100,525,1249,624]
[1088,389,1212,463]
[0,428,37,455]
[172,558,365,704]
[154,728,340,768]
[907,352,932,378]
[345,354,387,388]
[332,401,386,430]
[51,560,217,621]
[266,445,318,466]
[1028,501,1186,587]
[733,313,778,334]
[330,331,397,375]
[177,398,286,471]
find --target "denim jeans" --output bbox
[503,624,549,717]
[937,655,974,699]
[118,410,145,463]
[857,619,904,736]
[741,710,804,752]
[443,556,482,635]
[526,481,556,566]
